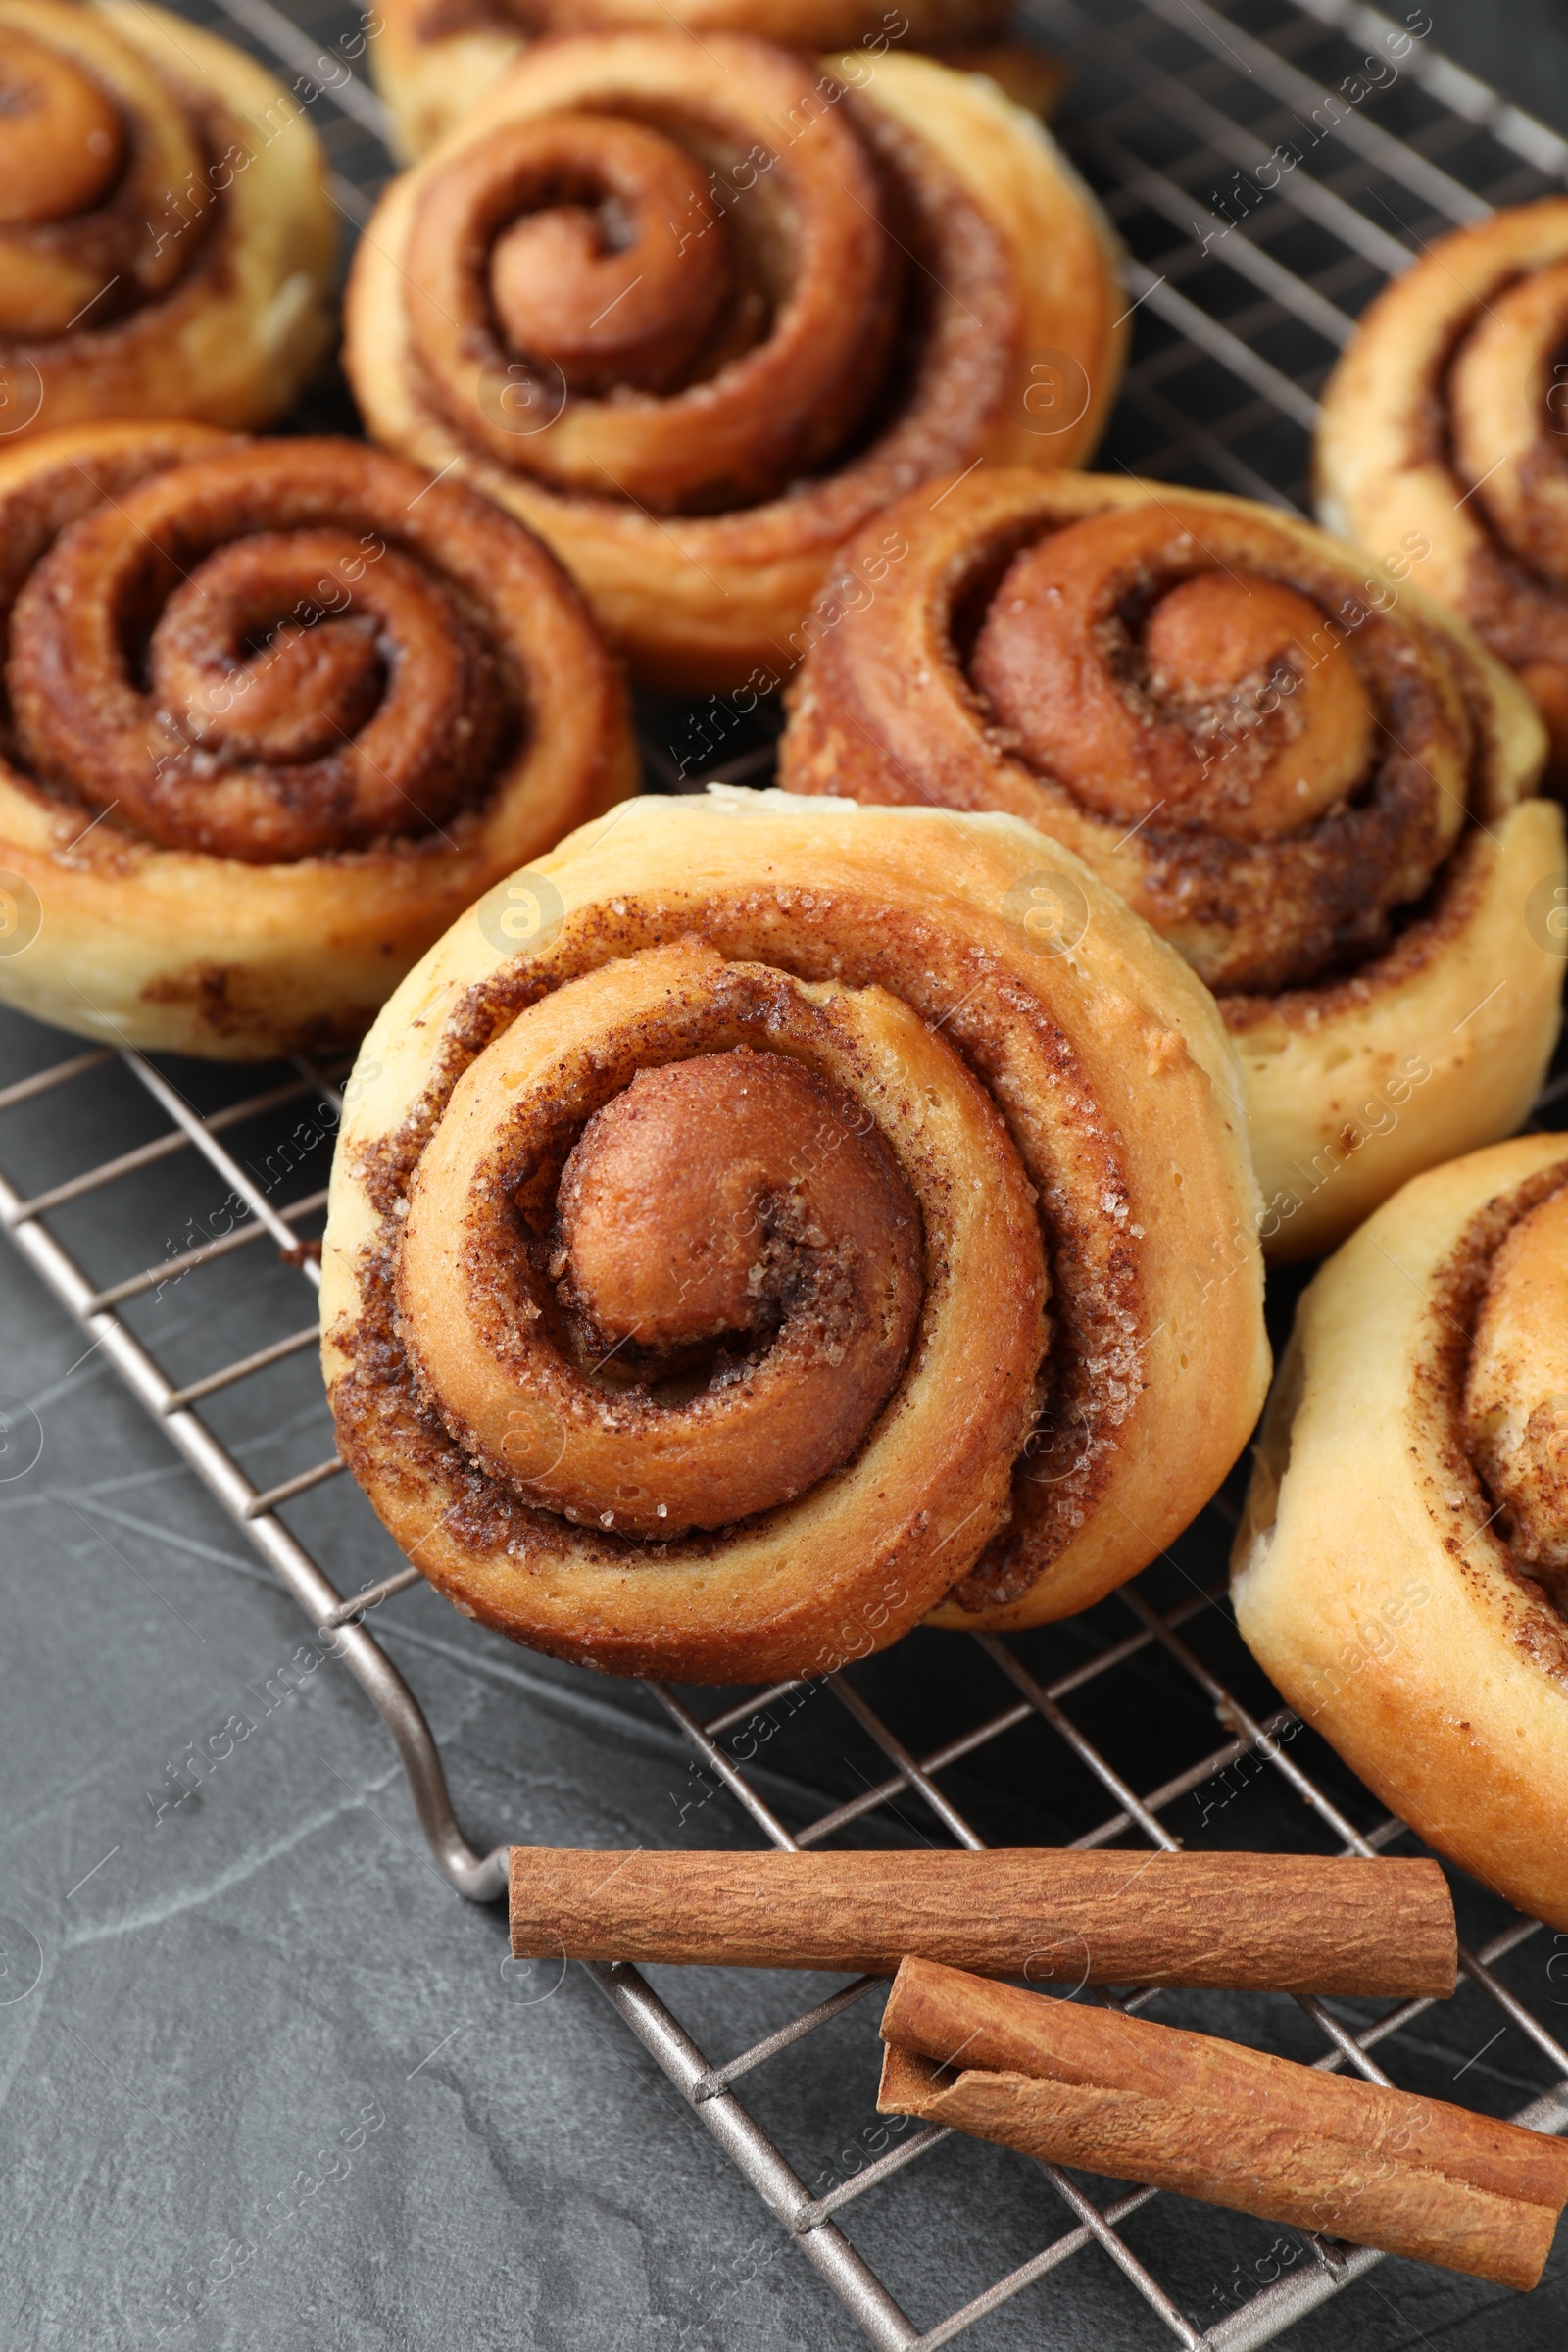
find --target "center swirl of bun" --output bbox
[974,528,1378,843]
[400,32,1025,519]
[553,1050,919,1375]
[0,26,124,228]
[968,503,1471,996]
[0,4,213,341]
[405,49,902,514]
[477,115,731,400]
[4,440,527,864]
[392,943,1042,1544]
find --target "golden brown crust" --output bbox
[1234,1134,1568,1929]
[779,467,1564,1259]
[345,35,1124,688]
[369,0,1017,162]
[0,0,336,436]
[1316,197,1568,791]
[0,423,636,1059]
[321,792,1269,1677]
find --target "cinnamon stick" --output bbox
[509,1848,1456,1996]
[878,1958,1568,2290]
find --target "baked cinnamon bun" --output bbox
[1318,199,1568,792]
[345,31,1123,689]
[368,0,1037,166]
[321,792,1269,1680]
[0,0,335,436]
[0,424,635,1059]
[1234,1134,1568,1931]
[780,469,1565,1260]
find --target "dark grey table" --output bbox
[6,4,1568,2348]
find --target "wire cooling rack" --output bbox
[6,1,1568,2345]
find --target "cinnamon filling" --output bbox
[1421,240,1568,776]
[965,502,1470,995]
[1,439,527,864]
[0,11,214,341]
[402,35,1016,520]
[1463,1184,1568,1583]
[1448,260,1568,600]
[0,27,124,226]
[975,530,1376,841]
[395,949,949,1538]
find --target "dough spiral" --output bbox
[368,0,1017,164]
[1318,199,1568,792]
[0,0,335,436]
[0,424,635,1058]
[345,31,1123,687]
[1235,1135,1568,1929]
[321,793,1268,1682]
[780,468,1565,1259]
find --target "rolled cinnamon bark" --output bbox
[878,1958,1568,2290]
[508,1848,1457,1996]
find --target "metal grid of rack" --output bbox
[6,0,1568,2344]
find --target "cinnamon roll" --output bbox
[780,469,1565,1260]
[320,792,1268,1680]
[345,32,1123,688]
[1318,199,1568,792]
[0,424,635,1060]
[0,0,336,437]
[368,0,1034,166]
[1234,1134,1568,1931]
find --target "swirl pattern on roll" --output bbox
[399,38,1010,514]
[12,438,575,861]
[1454,1173,1568,1600]
[782,474,1490,997]
[1232,1135,1568,1929]
[399,943,1038,1541]
[321,795,1268,1683]
[0,5,204,339]
[368,0,1021,165]
[0,12,202,341]
[780,468,1566,1260]
[346,32,1123,684]
[1317,197,1568,788]
[0,0,335,435]
[0,421,635,1059]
